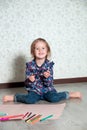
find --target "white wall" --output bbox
[0,0,87,83]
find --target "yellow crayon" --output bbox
[30,115,42,122]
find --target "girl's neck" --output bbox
[35,58,46,67]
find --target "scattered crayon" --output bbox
[25,114,36,122]
[0,111,54,124]
[0,112,7,116]
[40,114,53,122]
[22,112,29,119]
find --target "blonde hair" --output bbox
[30,38,51,59]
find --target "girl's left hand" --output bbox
[43,70,50,78]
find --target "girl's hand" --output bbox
[43,70,50,78]
[29,75,35,82]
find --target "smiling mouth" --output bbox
[39,53,44,55]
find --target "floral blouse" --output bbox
[25,59,56,95]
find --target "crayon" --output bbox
[25,114,36,122]
[0,117,9,121]
[31,117,41,125]
[40,114,53,122]
[22,112,29,119]
[26,115,42,124]
[30,115,42,125]
[27,112,32,117]
[0,112,7,116]
[0,117,23,121]
[30,114,42,122]
[0,114,24,119]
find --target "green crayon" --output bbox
[0,112,7,116]
[40,114,53,122]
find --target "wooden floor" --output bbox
[0,82,87,130]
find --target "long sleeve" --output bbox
[25,62,34,78]
[43,61,54,87]
[25,61,36,87]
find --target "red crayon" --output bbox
[0,114,24,120]
[23,112,29,119]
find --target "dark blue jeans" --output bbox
[14,91,69,104]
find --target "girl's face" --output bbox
[34,41,48,60]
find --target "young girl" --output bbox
[3,38,81,104]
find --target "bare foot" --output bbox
[3,95,14,102]
[69,92,82,99]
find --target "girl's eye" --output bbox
[42,48,45,49]
[35,48,39,50]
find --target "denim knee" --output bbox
[44,91,69,103]
[44,91,59,102]
[26,92,41,104]
[14,92,41,104]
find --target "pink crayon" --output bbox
[0,118,9,121]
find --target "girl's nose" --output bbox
[39,48,42,52]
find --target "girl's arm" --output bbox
[25,63,36,86]
[43,67,54,87]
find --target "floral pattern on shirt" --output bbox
[25,59,56,95]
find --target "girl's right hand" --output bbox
[29,75,35,82]
[43,70,50,78]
